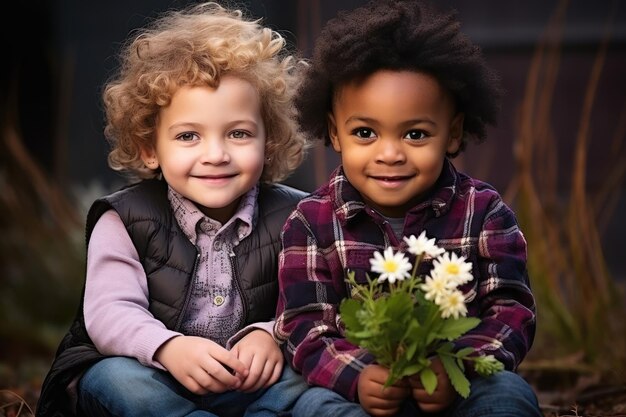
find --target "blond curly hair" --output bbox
[103,2,308,183]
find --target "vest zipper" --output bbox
[229,251,249,323]
[175,249,200,331]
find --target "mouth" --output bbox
[194,173,237,179]
[370,175,414,182]
[192,173,238,184]
[369,174,414,188]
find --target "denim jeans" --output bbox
[291,370,542,417]
[78,357,308,417]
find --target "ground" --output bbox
[1,356,625,416]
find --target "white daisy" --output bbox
[432,252,473,286]
[369,247,412,284]
[403,231,445,258]
[419,270,456,304]
[438,289,468,319]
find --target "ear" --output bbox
[141,148,159,169]
[447,112,464,154]
[327,112,342,153]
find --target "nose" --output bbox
[200,138,230,165]
[375,137,406,165]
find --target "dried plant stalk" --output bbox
[509,0,626,383]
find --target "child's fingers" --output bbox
[199,355,247,390]
[266,360,283,387]
[239,354,281,392]
[250,358,282,391]
[238,353,264,392]
[210,348,249,379]
[191,366,231,393]
[361,396,403,417]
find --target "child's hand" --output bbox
[230,329,283,393]
[357,364,410,417]
[155,335,248,395]
[407,357,457,413]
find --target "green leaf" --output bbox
[437,342,454,353]
[403,320,421,359]
[350,329,374,338]
[420,367,437,395]
[455,347,475,358]
[386,292,414,321]
[399,363,425,378]
[414,302,431,323]
[440,354,470,398]
[339,299,362,327]
[437,317,481,340]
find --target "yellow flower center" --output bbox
[384,260,398,273]
[445,264,459,275]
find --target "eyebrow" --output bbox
[167,122,203,132]
[345,116,436,127]
[167,119,259,132]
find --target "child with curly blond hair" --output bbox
[37,3,309,416]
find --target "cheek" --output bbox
[410,147,446,170]
[237,146,266,173]
[422,159,444,176]
[339,151,364,172]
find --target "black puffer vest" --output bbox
[36,179,305,417]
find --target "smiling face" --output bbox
[328,70,463,218]
[142,77,266,223]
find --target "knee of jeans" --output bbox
[470,371,540,407]
[278,366,308,390]
[296,387,344,406]
[79,357,172,415]
[80,357,153,398]
[294,387,367,417]
[496,371,537,398]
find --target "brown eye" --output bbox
[405,130,427,141]
[229,130,251,139]
[353,128,375,139]
[176,132,198,142]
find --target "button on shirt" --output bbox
[169,185,258,348]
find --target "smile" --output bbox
[370,175,413,188]
[195,174,237,179]
[371,175,412,181]
[193,173,237,184]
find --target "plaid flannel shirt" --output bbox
[274,159,536,401]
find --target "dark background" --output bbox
[2,0,626,412]
[6,0,625,276]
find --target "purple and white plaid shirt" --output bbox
[274,159,536,401]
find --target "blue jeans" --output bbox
[78,357,308,417]
[291,371,542,417]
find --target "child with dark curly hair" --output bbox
[274,0,542,416]
[36,3,310,416]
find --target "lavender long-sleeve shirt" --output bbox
[83,185,273,369]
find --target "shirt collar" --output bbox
[168,185,258,244]
[331,158,458,224]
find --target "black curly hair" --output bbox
[295,0,502,156]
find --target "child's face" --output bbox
[144,77,266,223]
[328,70,463,218]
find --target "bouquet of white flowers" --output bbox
[339,231,504,398]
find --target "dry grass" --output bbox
[1,1,625,416]
[506,0,626,413]
[1,390,35,417]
